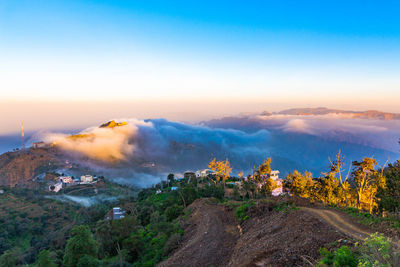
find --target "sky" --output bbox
[1,0,400,133]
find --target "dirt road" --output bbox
[301,207,371,240]
[158,199,239,267]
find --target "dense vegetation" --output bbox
[0,175,226,266]
[318,233,399,267]
[276,151,400,218]
[0,148,399,266]
[0,187,87,264]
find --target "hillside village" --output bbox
[175,168,284,197]
[48,174,98,193]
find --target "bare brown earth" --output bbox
[0,147,64,187]
[160,199,374,267]
[159,199,239,267]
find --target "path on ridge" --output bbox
[301,207,371,240]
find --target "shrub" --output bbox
[357,233,400,267]
[163,233,181,255]
[165,204,183,221]
[199,184,225,200]
[318,247,334,266]
[333,246,357,267]
[63,225,99,267]
[274,201,299,212]
[235,201,256,222]
[317,246,356,267]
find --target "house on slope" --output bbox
[195,169,215,178]
[80,175,93,184]
[49,182,63,193]
[269,171,284,196]
[105,207,126,220]
[59,176,74,185]
[32,141,46,148]
[256,170,284,196]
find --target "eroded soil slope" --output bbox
[159,199,239,267]
[160,199,361,267]
[229,202,346,267]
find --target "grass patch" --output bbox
[183,208,191,220]
[274,201,299,213]
[235,200,256,222]
[339,207,400,231]
[223,200,240,210]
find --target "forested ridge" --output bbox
[0,148,399,266]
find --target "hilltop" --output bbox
[67,120,128,141]
[0,147,64,187]
[99,120,128,128]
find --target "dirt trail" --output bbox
[301,207,371,240]
[158,199,239,267]
[160,199,349,267]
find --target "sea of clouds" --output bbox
[40,114,400,187]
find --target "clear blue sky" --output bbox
[1,1,400,111]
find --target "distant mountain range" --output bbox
[260,107,400,120]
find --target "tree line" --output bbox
[208,150,400,215]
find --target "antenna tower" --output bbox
[21,121,25,150]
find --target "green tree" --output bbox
[112,216,140,244]
[352,158,385,212]
[0,250,16,267]
[77,255,100,267]
[258,158,272,177]
[167,173,175,186]
[262,178,278,196]
[165,204,183,221]
[63,225,99,267]
[316,173,339,206]
[329,150,352,207]
[95,220,114,257]
[208,158,232,182]
[285,170,314,198]
[378,160,400,213]
[181,185,198,206]
[36,250,57,267]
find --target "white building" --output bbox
[195,169,215,178]
[49,182,63,193]
[269,170,284,196]
[112,207,125,220]
[105,207,126,220]
[80,175,93,183]
[60,176,74,184]
[33,141,46,148]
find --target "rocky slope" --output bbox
[0,147,64,187]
